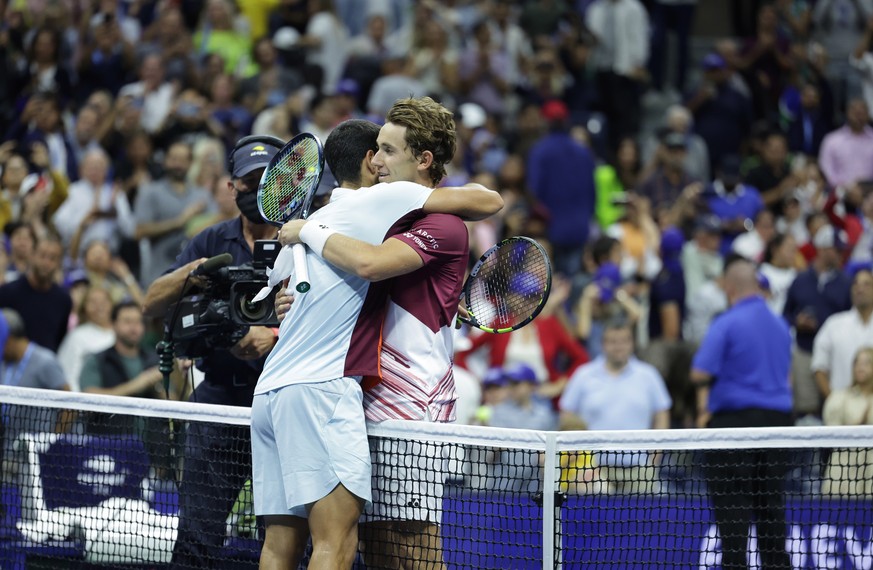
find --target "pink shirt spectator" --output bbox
[818,125,873,189]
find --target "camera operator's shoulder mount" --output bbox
[162,242,282,360]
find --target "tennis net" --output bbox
[1,385,872,569]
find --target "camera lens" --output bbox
[237,293,269,322]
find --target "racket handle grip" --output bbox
[292,244,310,293]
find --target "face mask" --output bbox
[235,190,264,224]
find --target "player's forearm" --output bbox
[321,234,422,281]
[142,260,204,318]
[425,183,504,221]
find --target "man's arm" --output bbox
[423,183,504,221]
[83,366,164,397]
[313,235,424,282]
[690,369,712,428]
[142,257,207,318]
[559,410,587,431]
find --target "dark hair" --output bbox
[603,317,633,336]
[385,97,457,186]
[324,119,380,186]
[723,252,751,274]
[591,236,619,266]
[2,308,27,339]
[112,299,142,323]
[4,221,38,244]
[763,233,788,264]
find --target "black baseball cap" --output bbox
[231,142,279,179]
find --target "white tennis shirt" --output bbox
[255,182,432,395]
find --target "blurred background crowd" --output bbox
[2,0,873,477]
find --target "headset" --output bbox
[227,135,285,178]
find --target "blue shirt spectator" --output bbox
[705,155,764,254]
[526,101,596,276]
[692,289,792,415]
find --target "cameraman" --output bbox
[142,136,282,569]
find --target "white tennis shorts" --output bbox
[251,377,372,517]
[363,435,445,524]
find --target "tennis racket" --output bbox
[257,132,324,293]
[458,236,552,333]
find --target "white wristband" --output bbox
[298,221,337,257]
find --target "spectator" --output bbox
[784,224,852,417]
[488,0,533,90]
[138,7,194,85]
[818,98,873,189]
[366,52,428,119]
[798,211,829,263]
[52,148,135,257]
[473,367,510,426]
[594,137,641,230]
[705,155,765,253]
[2,222,36,284]
[783,83,829,156]
[490,363,558,432]
[691,258,793,570]
[605,193,663,282]
[575,260,643,359]
[79,300,164,415]
[114,131,158,204]
[812,268,873,400]
[8,27,73,105]
[759,233,800,315]
[299,0,349,94]
[736,4,793,120]
[526,100,596,276]
[299,93,339,144]
[410,20,460,103]
[854,14,873,113]
[643,228,695,426]
[76,13,136,99]
[641,105,710,183]
[187,175,240,238]
[0,235,72,352]
[118,54,176,134]
[208,74,254,149]
[57,285,115,392]
[79,240,144,306]
[681,215,725,301]
[6,93,77,182]
[821,346,873,497]
[744,131,795,215]
[68,105,104,167]
[560,319,671,493]
[239,37,303,115]
[813,0,873,112]
[686,53,754,175]
[458,19,511,117]
[0,153,31,230]
[0,308,70,457]
[732,208,777,262]
[134,141,213,286]
[585,0,649,149]
[648,0,697,95]
[637,131,699,213]
[193,0,255,77]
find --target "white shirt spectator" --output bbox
[759,262,797,315]
[118,82,175,134]
[52,180,136,254]
[306,11,349,95]
[850,50,873,114]
[585,0,649,77]
[57,323,115,392]
[811,308,873,393]
[684,280,728,343]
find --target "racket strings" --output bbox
[259,141,322,223]
[467,242,550,328]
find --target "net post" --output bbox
[542,432,559,570]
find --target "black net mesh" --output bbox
[2,393,872,570]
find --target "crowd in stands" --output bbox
[2,0,873,495]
